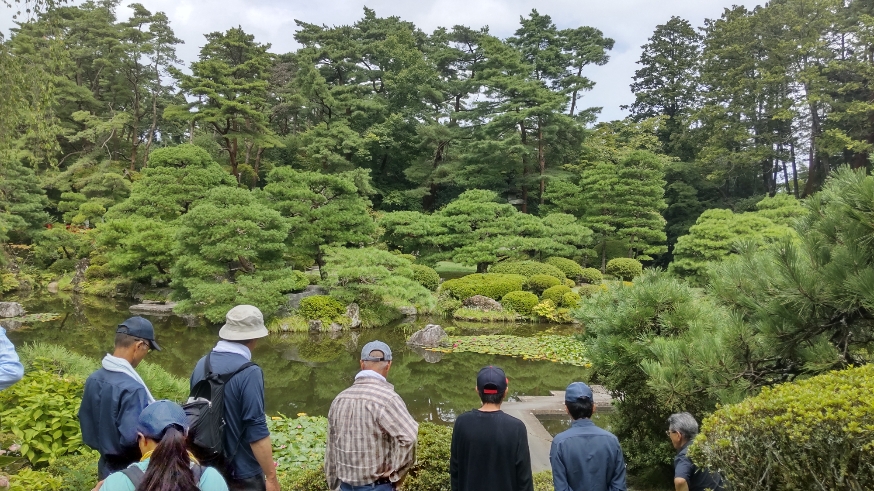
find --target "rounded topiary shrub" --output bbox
[500,291,540,316]
[298,295,345,321]
[606,258,643,281]
[526,274,561,295]
[411,264,440,291]
[578,284,607,298]
[580,267,603,284]
[490,261,566,281]
[561,291,582,308]
[563,278,575,288]
[692,364,874,491]
[541,285,572,305]
[545,257,585,281]
[439,273,526,300]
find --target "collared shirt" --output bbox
[354,369,387,383]
[550,418,627,491]
[675,441,723,491]
[325,377,418,491]
[0,327,24,391]
[212,340,252,360]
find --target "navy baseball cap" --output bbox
[361,340,392,361]
[477,366,508,394]
[565,382,594,402]
[137,400,188,440]
[117,316,161,351]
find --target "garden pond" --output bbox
[3,294,590,424]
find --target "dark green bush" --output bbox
[562,291,582,308]
[605,258,643,281]
[500,291,540,316]
[299,295,346,322]
[490,261,566,280]
[542,285,572,305]
[411,264,440,291]
[440,273,525,300]
[546,257,585,281]
[48,259,76,274]
[84,264,109,280]
[580,267,603,284]
[692,364,874,491]
[526,274,561,295]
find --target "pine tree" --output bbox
[0,156,51,243]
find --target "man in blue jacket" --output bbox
[78,317,160,480]
[550,382,627,491]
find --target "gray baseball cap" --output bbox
[360,340,392,361]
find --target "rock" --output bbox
[398,306,417,317]
[328,322,344,332]
[0,474,8,488]
[407,324,447,348]
[345,303,361,329]
[308,319,323,333]
[72,257,90,293]
[46,281,59,293]
[129,302,177,315]
[0,319,23,331]
[179,314,201,328]
[409,346,443,363]
[462,295,503,311]
[287,285,329,309]
[0,302,25,318]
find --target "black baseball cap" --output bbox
[477,366,508,395]
[117,316,161,351]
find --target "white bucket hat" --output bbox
[219,305,269,341]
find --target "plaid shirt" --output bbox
[325,376,418,490]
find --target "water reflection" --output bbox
[4,294,588,423]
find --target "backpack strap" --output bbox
[121,465,145,487]
[192,463,205,483]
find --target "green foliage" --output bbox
[403,422,452,491]
[0,156,51,243]
[693,364,874,491]
[532,299,574,323]
[500,291,540,316]
[561,291,582,308]
[490,261,566,280]
[45,450,99,491]
[605,258,642,281]
[443,335,589,366]
[7,468,62,491]
[268,315,310,333]
[280,465,329,491]
[526,274,562,295]
[452,308,519,322]
[136,361,189,402]
[410,263,440,291]
[533,471,554,491]
[541,285,572,305]
[298,295,346,323]
[577,284,607,298]
[562,278,575,288]
[439,273,526,300]
[579,268,603,284]
[268,415,327,471]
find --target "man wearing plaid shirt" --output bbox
[325,340,418,491]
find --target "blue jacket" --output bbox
[78,368,150,477]
[0,327,24,391]
[550,418,627,491]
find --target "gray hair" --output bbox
[667,412,699,440]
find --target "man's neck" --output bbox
[478,403,502,412]
[111,349,136,366]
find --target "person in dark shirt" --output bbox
[79,317,161,479]
[449,366,533,491]
[550,382,626,491]
[667,412,723,491]
[190,305,278,491]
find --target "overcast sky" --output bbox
[3,0,764,121]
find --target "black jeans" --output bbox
[227,474,267,491]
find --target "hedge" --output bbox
[580,267,603,284]
[578,284,607,298]
[563,278,575,288]
[605,258,643,281]
[691,364,874,490]
[545,257,585,281]
[501,291,540,316]
[542,285,572,305]
[439,273,526,300]
[562,291,582,308]
[526,274,561,295]
[410,264,440,291]
[299,295,346,322]
[490,261,566,281]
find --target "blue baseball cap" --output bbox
[477,366,508,394]
[117,316,161,351]
[565,382,594,402]
[361,340,392,361]
[137,400,188,440]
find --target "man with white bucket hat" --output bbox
[190,305,279,491]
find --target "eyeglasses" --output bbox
[666,430,677,437]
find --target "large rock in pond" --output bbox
[287,285,328,309]
[407,324,448,348]
[346,303,361,329]
[462,295,503,311]
[398,306,417,317]
[129,302,177,316]
[0,302,25,318]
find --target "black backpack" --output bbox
[121,463,204,487]
[183,352,256,464]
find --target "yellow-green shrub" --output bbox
[526,274,561,295]
[545,257,584,281]
[605,258,643,281]
[562,291,582,308]
[439,273,525,300]
[501,291,540,316]
[542,285,572,305]
[411,264,440,291]
[490,261,566,280]
[563,278,575,288]
[692,364,874,490]
[578,284,608,297]
[580,267,603,284]
[299,295,345,322]
[8,468,62,491]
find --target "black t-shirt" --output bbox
[674,442,724,491]
[449,409,534,491]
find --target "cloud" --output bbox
[3,0,764,121]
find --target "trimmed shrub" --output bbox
[562,291,582,308]
[580,267,603,284]
[490,261,566,280]
[501,291,540,316]
[439,273,526,300]
[410,264,440,291]
[606,258,643,281]
[563,278,575,288]
[404,422,453,491]
[546,257,585,281]
[299,295,345,322]
[542,285,572,305]
[578,284,608,298]
[692,364,874,491]
[526,274,561,295]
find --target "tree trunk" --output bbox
[538,117,546,206]
[790,142,799,198]
[520,120,529,214]
[803,100,822,197]
[477,262,488,273]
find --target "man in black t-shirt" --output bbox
[449,366,534,491]
[667,412,724,491]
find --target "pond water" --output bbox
[535,410,617,437]
[3,294,588,424]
